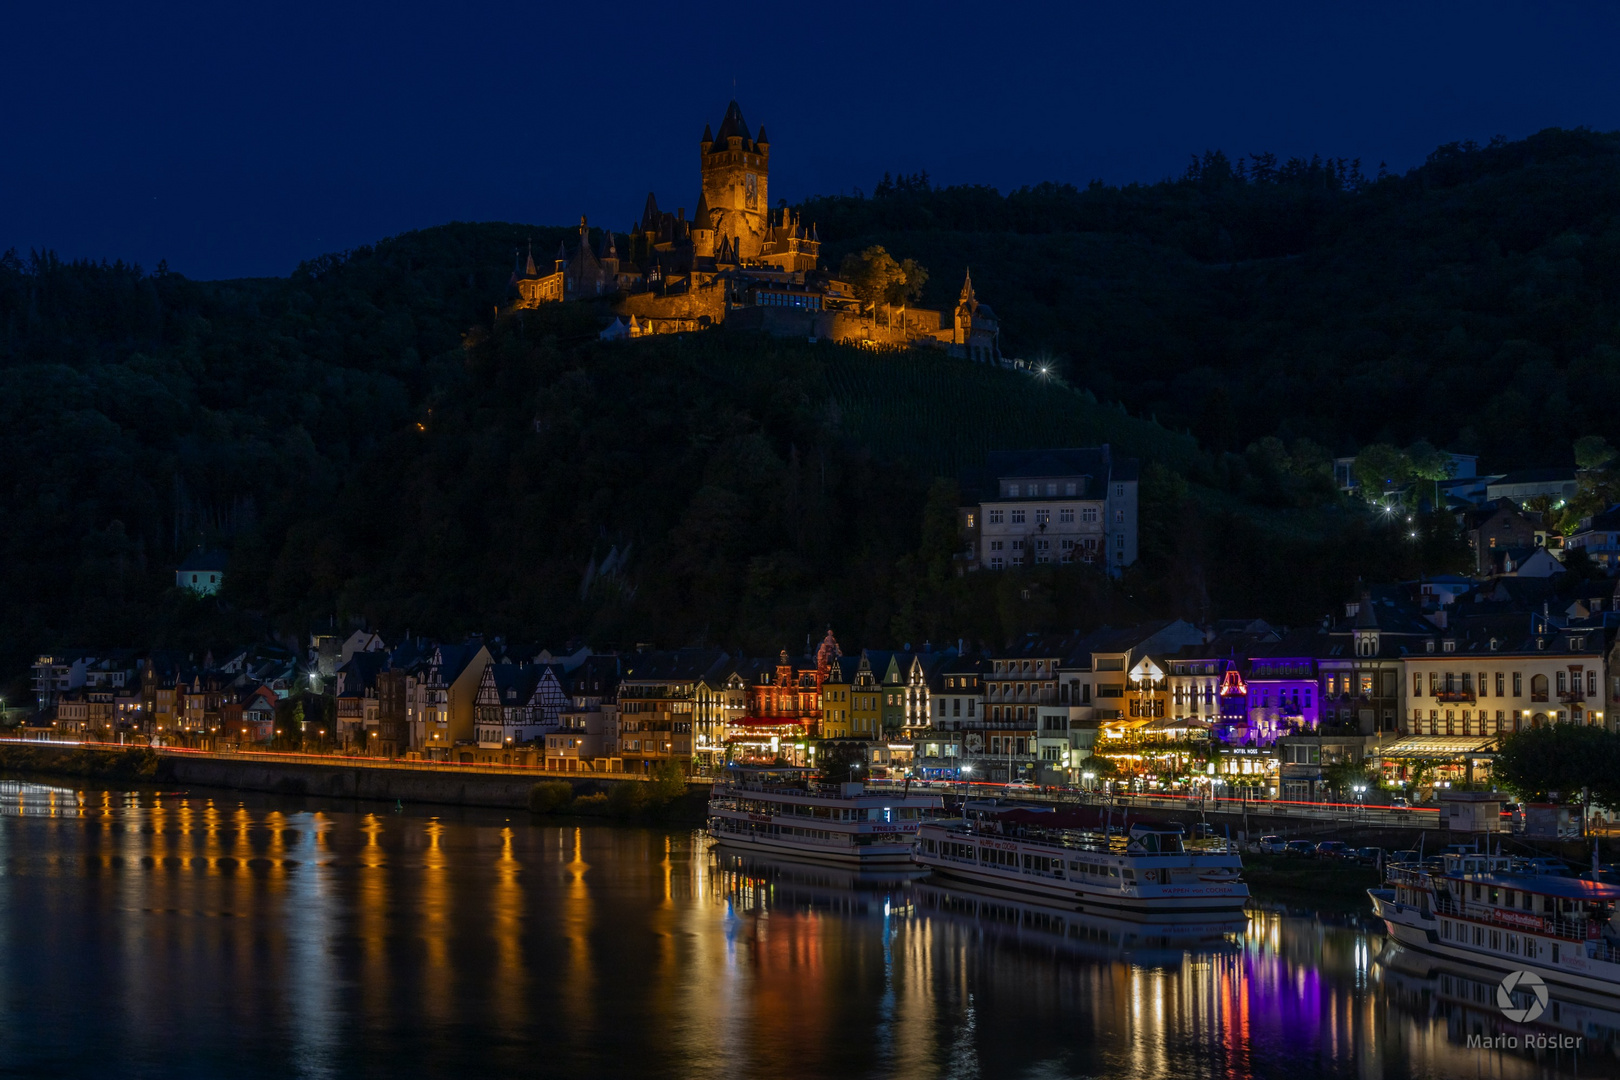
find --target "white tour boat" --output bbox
[913,802,1249,920]
[1371,849,1620,999]
[707,766,945,867]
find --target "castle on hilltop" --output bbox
[510,101,1002,360]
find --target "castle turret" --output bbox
[691,192,716,258]
[554,242,567,273]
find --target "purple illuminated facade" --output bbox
[1240,657,1320,744]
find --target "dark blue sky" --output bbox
[3,0,1617,280]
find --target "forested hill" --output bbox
[802,127,1620,465]
[2,127,1618,686]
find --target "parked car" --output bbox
[1257,835,1287,855]
[1389,796,1411,813]
[1355,846,1383,865]
[1500,801,1520,819]
[1387,849,1420,865]
[1315,841,1351,859]
[1284,840,1318,858]
[1190,822,1216,839]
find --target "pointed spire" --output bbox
[714,100,751,143]
[693,191,712,228]
[756,124,769,146]
[524,240,536,278]
[960,267,976,303]
[701,123,714,142]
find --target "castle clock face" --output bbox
[744,172,758,210]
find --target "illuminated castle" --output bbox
[511,102,1002,361]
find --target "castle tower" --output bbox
[690,192,716,259]
[700,101,769,262]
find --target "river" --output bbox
[0,780,1611,1079]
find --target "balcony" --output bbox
[1434,691,1475,704]
[1558,690,1587,704]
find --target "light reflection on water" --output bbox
[0,782,1612,1079]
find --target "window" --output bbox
[1011,539,1024,551]
[1496,672,1505,697]
[1589,670,1598,696]
[1078,507,1098,523]
[989,557,1003,569]
[1413,673,1423,697]
[1059,508,1074,523]
[1531,674,1548,701]
[1045,483,1057,496]
[1514,672,1523,696]
[1114,510,1124,524]
[1115,534,1124,549]
[988,510,1003,525]
[989,540,1003,551]
[1479,672,1488,697]
[1011,510,1026,524]
[1034,509,1050,525]
[965,513,975,528]
[1557,671,1567,694]
[1114,484,1124,497]
[1065,482,1076,495]
[1008,484,1020,497]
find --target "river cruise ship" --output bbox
[1371,850,1620,998]
[913,802,1249,919]
[707,767,945,867]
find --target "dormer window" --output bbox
[1443,641,1456,653]
[1426,640,1435,653]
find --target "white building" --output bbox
[959,447,1139,574]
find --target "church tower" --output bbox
[699,101,769,262]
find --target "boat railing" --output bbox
[1434,895,1618,948]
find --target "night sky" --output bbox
[4,0,1617,280]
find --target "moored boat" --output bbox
[707,765,944,867]
[1372,848,1620,998]
[913,801,1249,921]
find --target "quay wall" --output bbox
[0,743,694,812]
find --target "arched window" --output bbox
[1530,674,1549,702]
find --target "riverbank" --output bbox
[0,742,709,824]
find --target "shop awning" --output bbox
[1377,735,1499,760]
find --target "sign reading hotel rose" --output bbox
[747,813,772,823]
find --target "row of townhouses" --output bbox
[25,570,1620,798]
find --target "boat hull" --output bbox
[709,826,919,867]
[1371,887,1620,999]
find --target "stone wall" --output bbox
[617,281,727,328]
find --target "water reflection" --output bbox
[0,782,1612,1079]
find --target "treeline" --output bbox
[803,128,1620,470]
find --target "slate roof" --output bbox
[713,100,752,144]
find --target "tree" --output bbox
[1574,435,1617,471]
[1495,724,1620,807]
[1352,444,1411,505]
[1405,439,1451,509]
[817,740,867,784]
[838,246,928,309]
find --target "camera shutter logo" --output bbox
[1497,969,1549,1023]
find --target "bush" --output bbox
[528,781,575,815]
[571,792,610,816]
[607,781,646,818]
